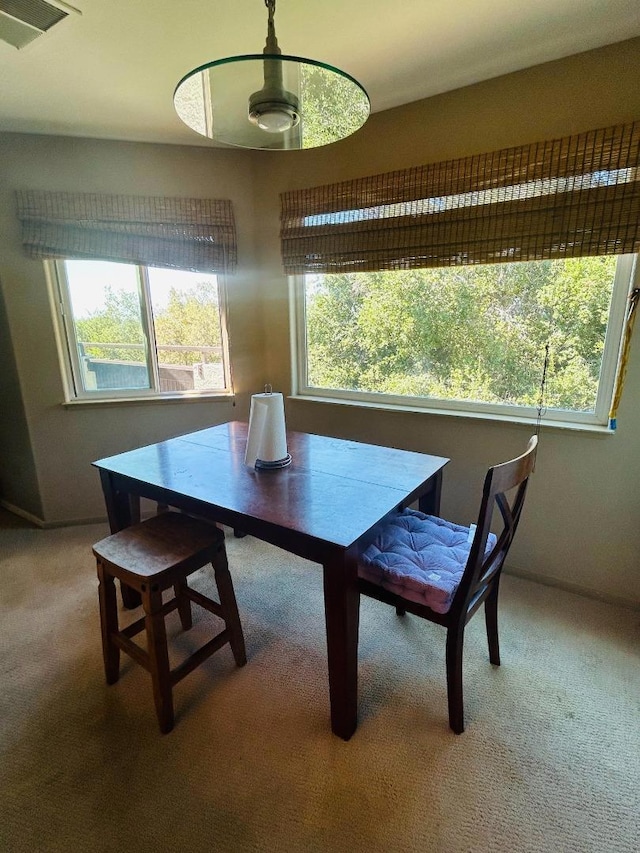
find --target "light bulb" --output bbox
[256,109,295,133]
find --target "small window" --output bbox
[292,255,637,428]
[50,259,232,401]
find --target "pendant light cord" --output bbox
[264,0,279,52]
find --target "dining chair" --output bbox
[358,435,538,733]
[94,512,246,733]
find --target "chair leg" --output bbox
[395,605,406,617]
[484,580,501,666]
[143,585,174,734]
[97,560,120,684]
[173,579,193,630]
[212,546,247,667]
[445,625,465,734]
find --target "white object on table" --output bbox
[244,388,289,468]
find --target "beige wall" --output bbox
[1,37,639,603]
[0,134,261,523]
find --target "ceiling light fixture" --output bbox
[174,0,370,151]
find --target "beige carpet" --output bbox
[0,509,638,853]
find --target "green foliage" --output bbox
[300,64,369,149]
[75,280,222,368]
[76,288,144,362]
[305,257,618,413]
[154,280,221,366]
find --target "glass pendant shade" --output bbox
[174,1,370,150]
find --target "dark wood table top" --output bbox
[93,421,449,552]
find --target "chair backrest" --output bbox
[451,435,538,619]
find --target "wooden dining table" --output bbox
[93,420,449,740]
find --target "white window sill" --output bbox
[62,392,234,409]
[289,393,615,435]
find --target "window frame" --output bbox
[47,259,234,403]
[290,254,639,430]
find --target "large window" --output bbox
[283,123,640,429]
[293,254,637,427]
[50,260,232,401]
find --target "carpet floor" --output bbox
[0,510,638,853]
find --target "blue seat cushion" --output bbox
[358,509,497,614]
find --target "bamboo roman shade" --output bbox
[280,122,640,274]
[16,190,237,273]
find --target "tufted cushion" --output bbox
[358,509,497,614]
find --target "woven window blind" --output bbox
[15,190,237,273]
[280,122,640,274]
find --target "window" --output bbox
[283,123,640,429]
[292,254,637,427]
[50,259,232,401]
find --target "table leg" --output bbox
[98,470,142,610]
[419,470,443,516]
[322,548,360,740]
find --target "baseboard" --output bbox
[0,499,107,529]
[0,500,47,527]
[505,564,640,612]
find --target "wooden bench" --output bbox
[93,513,246,733]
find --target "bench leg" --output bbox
[173,579,193,630]
[97,560,120,684]
[143,585,174,734]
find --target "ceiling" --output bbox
[0,0,639,148]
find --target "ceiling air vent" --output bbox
[0,0,78,49]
